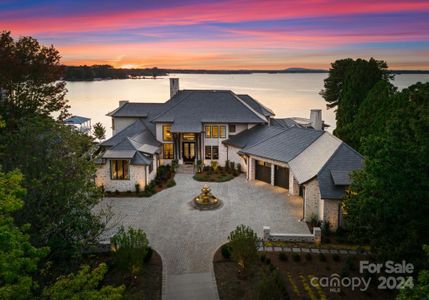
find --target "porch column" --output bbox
[195,133,199,161]
[270,164,275,186]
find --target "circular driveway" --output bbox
[99,174,309,299]
[100,174,309,274]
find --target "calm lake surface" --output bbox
[65,73,429,137]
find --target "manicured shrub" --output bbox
[228,225,258,273]
[321,220,331,236]
[309,214,320,227]
[166,179,176,187]
[236,163,242,173]
[135,183,140,193]
[230,161,235,171]
[332,253,341,262]
[319,253,327,262]
[143,247,153,263]
[224,160,230,171]
[278,252,288,261]
[256,271,288,300]
[221,244,232,260]
[305,253,312,261]
[111,226,149,274]
[292,253,301,262]
[211,161,219,172]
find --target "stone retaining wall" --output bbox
[263,226,321,244]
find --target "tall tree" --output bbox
[0,31,69,128]
[0,169,48,299]
[345,82,429,269]
[227,225,258,274]
[0,117,110,263]
[320,58,392,146]
[93,122,106,141]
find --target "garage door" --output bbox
[274,165,289,189]
[255,160,271,183]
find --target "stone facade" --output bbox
[322,198,340,230]
[96,159,157,192]
[303,178,320,222]
[289,170,299,196]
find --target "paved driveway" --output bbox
[98,174,309,299]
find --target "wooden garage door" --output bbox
[274,165,289,189]
[255,160,271,183]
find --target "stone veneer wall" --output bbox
[96,162,154,192]
[289,170,299,196]
[303,178,320,222]
[322,198,340,230]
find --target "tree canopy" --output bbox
[320,58,392,147]
[0,169,48,299]
[344,82,429,269]
[0,31,69,127]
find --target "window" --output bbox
[182,133,195,141]
[110,160,129,180]
[220,126,226,138]
[163,125,172,141]
[205,145,212,159]
[205,126,211,138]
[212,126,219,138]
[163,143,173,159]
[228,124,236,133]
[205,146,218,160]
[212,146,219,159]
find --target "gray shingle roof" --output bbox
[240,127,323,163]
[317,143,364,199]
[107,103,164,117]
[270,118,301,128]
[237,94,275,117]
[330,170,352,186]
[223,125,285,148]
[102,137,153,165]
[64,115,91,124]
[101,120,159,149]
[151,90,268,125]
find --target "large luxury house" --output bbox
[96,78,363,229]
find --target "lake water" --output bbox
[65,73,429,137]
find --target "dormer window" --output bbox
[163,125,172,141]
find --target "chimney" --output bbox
[170,78,179,98]
[119,100,129,107]
[310,109,323,130]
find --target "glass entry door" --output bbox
[183,142,196,163]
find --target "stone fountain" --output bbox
[191,184,222,210]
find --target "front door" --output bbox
[182,142,195,163]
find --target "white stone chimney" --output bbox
[310,109,323,130]
[119,100,129,107]
[170,78,179,98]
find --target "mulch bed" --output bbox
[213,246,396,300]
[83,250,163,300]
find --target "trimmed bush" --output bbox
[166,178,176,187]
[319,253,327,262]
[305,253,312,261]
[111,226,149,274]
[143,247,153,263]
[332,253,341,262]
[278,252,288,261]
[236,163,242,173]
[292,253,301,262]
[221,244,231,260]
[135,183,140,193]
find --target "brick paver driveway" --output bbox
[98,174,309,299]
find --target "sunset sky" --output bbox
[1,0,429,69]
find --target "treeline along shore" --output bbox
[63,64,429,81]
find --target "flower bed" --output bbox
[193,160,241,182]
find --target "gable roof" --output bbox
[240,127,323,163]
[151,90,268,126]
[223,125,285,148]
[317,143,364,199]
[102,137,153,165]
[237,94,275,117]
[107,103,164,118]
[288,132,342,184]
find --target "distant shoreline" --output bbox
[63,65,429,82]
